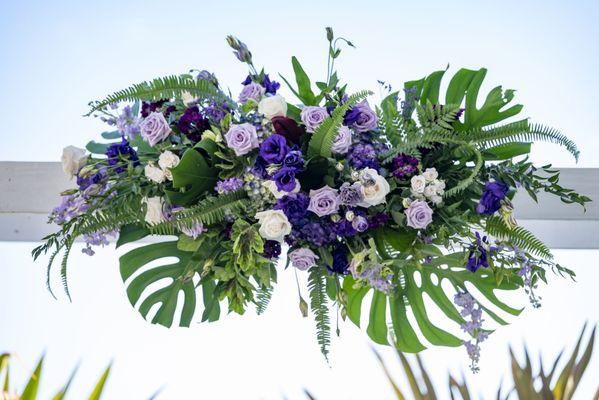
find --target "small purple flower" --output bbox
[477,181,509,215]
[392,154,419,180]
[352,215,369,232]
[274,192,309,223]
[263,240,282,259]
[140,112,172,146]
[116,105,140,139]
[405,200,433,230]
[262,74,280,94]
[105,138,139,174]
[282,150,304,171]
[466,233,491,272]
[273,167,297,192]
[178,106,210,143]
[348,142,379,170]
[181,222,206,239]
[308,186,340,217]
[259,134,289,164]
[203,101,229,122]
[225,123,259,156]
[300,106,329,133]
[346,101,378,133]
[238,82,265,103]
[215,177,244,194]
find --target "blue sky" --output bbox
[1,1,598,399]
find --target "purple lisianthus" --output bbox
[238,82,265,103]
[215,177,244,194]
[273,167,297,192]
[352,215,369,232]
[275,193,309,223]
[105,137,139,174]
[140,112,172,146]
[225,123,259,156]
[283,150,304,171]
[476,181,509,215]
[343,106,361,125]
[308,186,340,217]
[300,106,329,133]
[331,125,353,155]
[346,101,378,133]
[259,134,289,164]
[405,200,433,230]
[392,154,419,180]
[252,156,269,179]
[263,240,282,259]
[466,233,490,272]
[178,106,210,142]
[289,248,319,271]
[348,142,379,170]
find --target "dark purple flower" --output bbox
[273,167,296,192]
[300,222,332,247]
[263,240,282,259]
[259,134,289,164]
[328,243,350,274]
[283,150,304,171]
[466,233,491,272]
[262,74,280,94]
[391,154,419,180]
[368,213,390,230]
[252,156,269,179]
[476,181,509,215]
[178,106,210,143]
[333,219,357,237]
[344,106,361,125]
[105,137,139,174]
[274,193,309,223]
[141,99,168,118]
[347,142,379,170]
[271,116,306,144]
[241,75,252,85]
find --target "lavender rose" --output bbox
[405,200,433,230]
[349,101,378,133]
[238,82,265,103]
[140,112,172,146]
[289,248,319,271]
[225,123,259,156]
[331,125,353,154]
[308,185,340,217]
[300,106,328,133]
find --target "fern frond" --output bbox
[485,216,553,259]
[308,90,372,158]
[444,146,483,198]
[60,238,74,301]
[308,266,331,360]
[86,75,232,116]
[416,102,460,131]
[462,121,579,161]
[256,286,273,315]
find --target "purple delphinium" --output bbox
[466,232,492,272]
[262,74,280,94]
[178,106,210,143]
[259,134,289,164]
[327,243,350,274]
[476,181,509,215]
[105,137,139,174]
[263,240,282,259]
[82,229,117,256]
[274,193,309,223]
[391,154,419,180]
[116,105,140,139]
[215,177,244,194]
[273,167,297,192]
[454,292,488,372]
[347,142,379,170]
[50,194,89,225]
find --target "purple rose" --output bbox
[300,106,329,133]
[348,101,378,133]
[140,112,172,146]
[352,215,369,232]
[259,134,289,164]
[308,186,339,217]
[331,125,353,154]
[289,248,319,271]
[225,123,259,156]
[405,200,433,230]
[273,167,297,192]
[476,181,508,215]
[238,82,265,103]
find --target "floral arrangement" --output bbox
[34,29,590,368]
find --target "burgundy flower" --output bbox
[271,116,305,144]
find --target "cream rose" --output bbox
[144,196,165,225]
[410,175,426,194]
[158,150,180,180]
[422,167,438,182]
[144,163,166,183]
[258,95,287,119]
[358,168,390,207]
[254,209,292,242]
[61,146,87,178]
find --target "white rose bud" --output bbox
[410,175,427,194]
[357,168,391,207]
[422,167,438,182]
[254,209,292,242]
[144,163,166,183]
[61,146,87,179]
[258,94,287,119]
[144,196,165,225]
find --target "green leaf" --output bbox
[85,141,110,155]
[101,130,121,140]
[291,56,316,105]
[419,69,447,105]
[21,356,43,400]
[116,224,149,248]
[483,142,531,160]
[367,291,389,345]
[87,364,111,400]
[169,148,218,206]
[52,365,78,400]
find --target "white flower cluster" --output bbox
[409,167,445,205]
[144,150,180,184]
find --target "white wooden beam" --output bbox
[1,162,597,248]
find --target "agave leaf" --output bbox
[52,364,79,400]
[21,355,43,400]
[372,348,407,400]
[87,364,111,400]
[553,324,587,399]
[1,353,10,392]
[563,324,596,400]
[448,374,471,400]
[396,351,426,400]
[415,354,437,399]
[509,347,536,400]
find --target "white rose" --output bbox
[432,179,446,194]
[158,150,180,180]
[61,146,87,178]
[144,196,165,225]
[358,168,390,207]
[263,179,300,199]
[144,163,166,183]
[254,209,292,242]
[430,195,443,205]
[410,175,426,194]
[258,95,287,119]
[422,167,438,182]
[423,185,436,198]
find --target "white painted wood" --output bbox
[1,162,597,247]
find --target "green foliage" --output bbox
[256,285,274,315]
[416,102,461,131]
[231,219,264,272]
[307,90,371,158]
[168,147,219,206]
[486,216,553,259]
[308,267,331,360]
[279,56,320,106]
[86,75,231,116]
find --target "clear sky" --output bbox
[1,0,598,399]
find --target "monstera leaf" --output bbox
[117,226,220,327]
[166,146,218,206]
[405,67,524,131]
[344,236,522,352]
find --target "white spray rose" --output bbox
[144,163,166,183]
[423,185,437,198]
[144,196,165,225]
[410,175,427,194]
[254,209,292,242]
[432,179,446,194]
[422,167,438,182]
[258,95,287,119]
[158,150,180,180]
[357,168,391,207]
[61,146,87,178]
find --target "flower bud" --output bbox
[345,210,355,221]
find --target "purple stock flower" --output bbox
[477,181,509,215]
[347,142,379,170]
[274,193,309,223]
[391,154,419,180]
[105,137,139,174]
[178,106,210,143]
[273,167,297,192]
[259,134,289,164]
[263,240,282,259]
[215,177,244,194]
